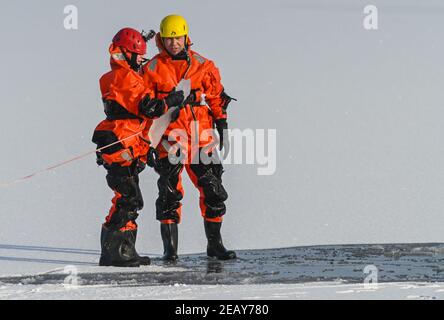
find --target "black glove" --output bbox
[165,91,185,122]
[139,95,165,118]
[164,90,185,108]
[95,152,104,166]
[220,90,237,114]
[170,90,199,122]
[215,119,229,159]
[136,158,147,173]
[147,147,159,168]
[170,107,181,122]
[184,90,197,105]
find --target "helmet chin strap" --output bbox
[184,36,190,65]
[141,57,149,65]
[120,47,141,72]
[129,52,140,71]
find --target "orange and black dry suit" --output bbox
[92,44,154,232]
[142,34,234,225]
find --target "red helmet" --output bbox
[112,28,147,55]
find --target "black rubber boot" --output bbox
[99,225,150,267]
[133,229,151,266]
[204,221,236,260]
[160,223,178,262]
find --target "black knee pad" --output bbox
[191,163,228,218]
[154,158,183,222]
[106,173,144,211]
[198,167,228,202]
[155,198,180,222]
[107,209,139,230]
[204,202,227,219]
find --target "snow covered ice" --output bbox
[2,244,444,299]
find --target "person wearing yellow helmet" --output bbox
[142,14,237,262]
[160,14,190,60]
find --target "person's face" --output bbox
[136,54,144,65]
[163,36,186,56]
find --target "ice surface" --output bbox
[3,281,444,300]
[1,243,444,299]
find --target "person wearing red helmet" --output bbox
[92,27,183,267]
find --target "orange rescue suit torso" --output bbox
[93,44,153,167]
[142,34,227,158]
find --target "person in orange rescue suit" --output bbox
[92,28,183,267]
[142,15,237,262]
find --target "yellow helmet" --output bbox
[160,15,189,38]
